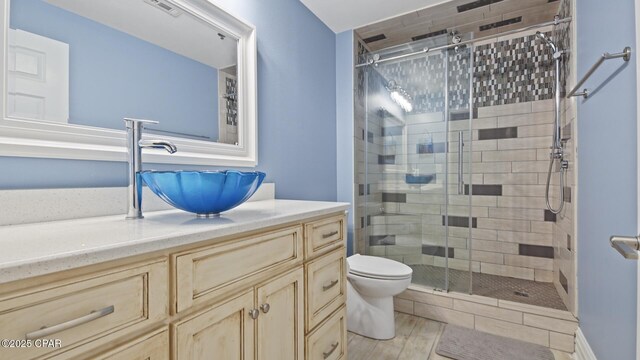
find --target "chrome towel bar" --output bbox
[567,47,632,98]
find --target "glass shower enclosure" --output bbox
[360,35,474,293]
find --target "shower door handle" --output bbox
[458,131,464,195]
[610,235,640,260]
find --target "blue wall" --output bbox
[336,30,354,255]
[1,0,338,202]
[577,0,637,358]
[11,0,218,140]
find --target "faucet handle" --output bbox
[124,118,159,129]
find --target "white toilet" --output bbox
[346,254,413,340]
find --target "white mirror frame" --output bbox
[0,0,257,167]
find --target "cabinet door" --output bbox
[256,268,304,360]
[89,328,169,360]
[174,290,255,360]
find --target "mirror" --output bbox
[0,0,257,166]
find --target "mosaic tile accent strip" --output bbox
[363,34,386,43]
[559,270,568,294]
[457,0,503,13]
[382,192,407,203]
[381,126,403,136]
[474,32,555,107]
[370,235,396,245]
[376,47,471,114]
[477,127,518,140]
[378,155,396,164]
[554,0,572,94]
[464,184,502,196]
[544,210,557,222]
[412,29,448,42]
[478,16,522,32]
[450,109,472,121]
[422,245,455,258]
[417,142,447,154]
[563,186,572,203]
[224,77,238,125]
[519,244,554,259]
[443,215,478,228]
[374,31,556,112]
[356,40,369,107]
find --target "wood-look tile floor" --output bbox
[347,312,572,360]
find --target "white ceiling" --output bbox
[44,0,237,69]
[299,0,448,33]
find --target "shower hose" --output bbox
[545,155,565,214]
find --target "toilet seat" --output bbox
[347,254,412,280]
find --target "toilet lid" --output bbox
[347,254,413,280]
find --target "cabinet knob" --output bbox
[260,303,270,313]
[248,309,260,319]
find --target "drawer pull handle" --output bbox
[323,341,339,359]
[322,279,339,291]
[322,230,339,239]
[249,309,260,319]
[25,305,114,340]
[260,303,270,314]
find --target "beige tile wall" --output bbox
[365,100,558,282]
[353,15,577,313]
[395,287,577,352]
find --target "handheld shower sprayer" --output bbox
[535,31,568,214]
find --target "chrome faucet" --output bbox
[124,118,177,219]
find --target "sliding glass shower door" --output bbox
[361,39,473,293]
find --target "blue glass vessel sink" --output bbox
[140,170,266,217]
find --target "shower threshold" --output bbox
[409,264,567,311]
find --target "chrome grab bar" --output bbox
[458,131,464,195]
[610,235,640,260]
[567,47,632,98]
[25,305,114,340]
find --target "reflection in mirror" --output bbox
[8,0,239,145]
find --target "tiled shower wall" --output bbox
[551,0,576,314]
[353,5,575,311]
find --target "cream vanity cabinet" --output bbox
[0,211,347,360]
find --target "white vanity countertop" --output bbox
[0,199,349,284]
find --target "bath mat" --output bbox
[436,324,554,360]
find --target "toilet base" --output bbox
[346,281,396,340]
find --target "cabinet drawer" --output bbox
[0,259,167,360]
[175,225,303,312]
[305,249,346,332]
[304,214,345,260]
[305,306,347,360]
[89,328,169,360]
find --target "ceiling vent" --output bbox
[143,0,182,17]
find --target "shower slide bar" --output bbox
[355,16,572,68]
[567,47,632,98]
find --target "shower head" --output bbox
[535,31,558,53]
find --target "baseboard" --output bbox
[574,328,597,360]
